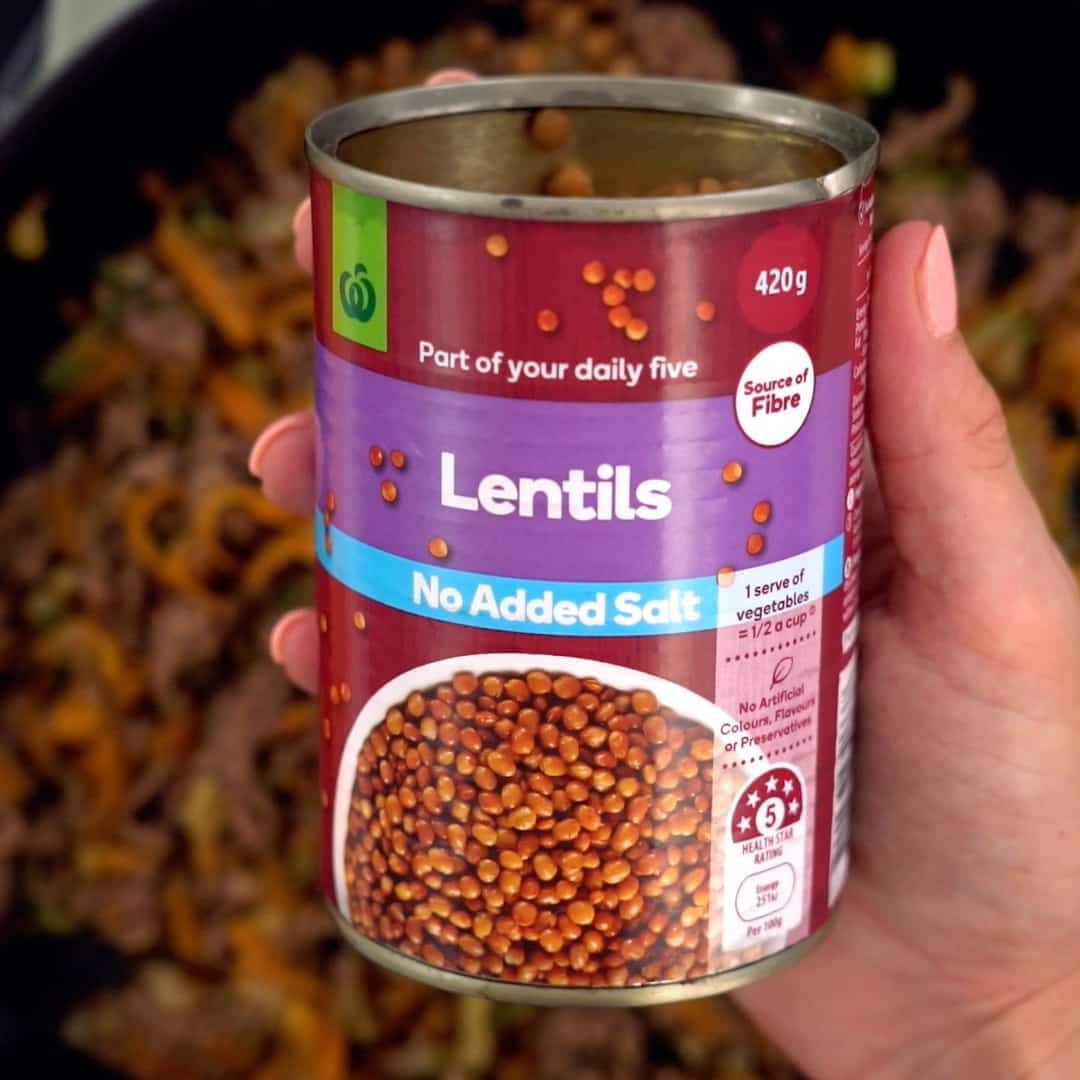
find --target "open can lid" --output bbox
[306,75,879,223]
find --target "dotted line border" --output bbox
[723,629,818,662]
[718,735,814,770]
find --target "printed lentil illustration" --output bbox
[584,260,657,341]
[344,668,741,986]
[536,309,560,333]
[484,233,509,258]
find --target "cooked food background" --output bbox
[2,4,1078,1078]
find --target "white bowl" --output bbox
[332,652,738,916]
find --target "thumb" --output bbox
[867,222,1063,605]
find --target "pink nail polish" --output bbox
[292,198,314,276]
[291,198,311,235]
[269,610,306,665]
[248,412,312,479]
[917,225,957,338]
[426,68,477,87]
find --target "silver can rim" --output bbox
[329,902,838,1006]
[306,75,879,223]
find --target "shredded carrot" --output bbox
[81,732,127,831]
[48,340,138,424]
[150,710,197,761]
[189,482,298,580]
[255,860,297,912]
[242,524,315,593]
[163,875,204,963]
[277,701,316,737]
[238,265,310,308]
[121,484,231,613]
[193,482,295,539]
[42,476,84,557]
[42,690,126,831]
[1047,440,1080,541]
[45,685,108,745]
[0,747,32,805]
[262,290,314,343]
[152,216,258,349]
[229,919,324,1001]
[281,998,349,1080]
[13,694,55,772]
[33,617,142,708]
[205,370,277,437]
[76,842,147,876]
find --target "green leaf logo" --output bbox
[332,185,387,352]
[339,263,377,323]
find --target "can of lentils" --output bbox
[306,76,877,1004]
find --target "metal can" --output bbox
[306,76,877,1004]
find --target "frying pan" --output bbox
[0,1,1072,1074]
[1,0,1074,479]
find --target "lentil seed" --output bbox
[582,260,605,285]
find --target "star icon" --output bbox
[747,791,761,808]
[737,816,751,833]
[764,775,779,793]
[782,778,794,796]
[788,799,800,816]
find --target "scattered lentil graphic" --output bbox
[536,309,560,333]
[485,233,509,258]
[481,108,731,343]
[714,467,776,574]
[367,445,444,562]
[583,260,656,342]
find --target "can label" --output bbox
[312,170,872,989]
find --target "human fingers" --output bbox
[248,411,317,516]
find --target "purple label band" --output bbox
[315,343,850,582]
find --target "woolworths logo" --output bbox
[332,185,387,352]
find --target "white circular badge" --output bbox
[735,342,815,447]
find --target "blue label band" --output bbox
[318,516,843,638]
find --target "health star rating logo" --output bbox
[730,766,805,843]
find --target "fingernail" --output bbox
[269,610,307,665]
[248,412,313,479]
[917,225,957,338]
[426,68,477,86]
[292,197,314,276]
[291,197,310,236]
